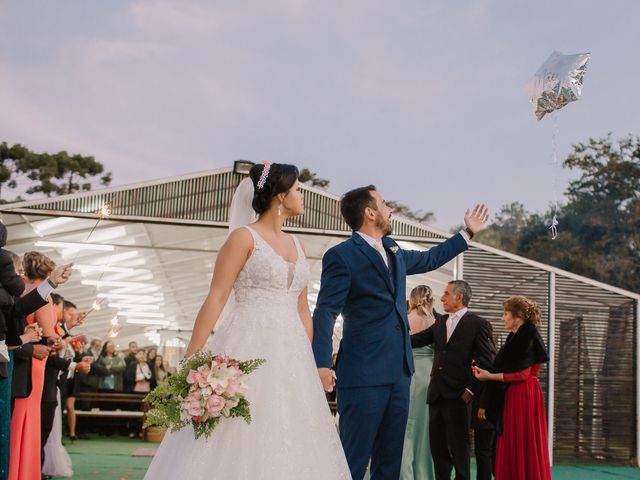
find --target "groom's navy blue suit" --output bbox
[313,231,468,480]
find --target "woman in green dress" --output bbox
[401,285,437,480]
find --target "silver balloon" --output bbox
[526,51,591,120]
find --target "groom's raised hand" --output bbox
[318,368,336,393]
[464,203,489,235]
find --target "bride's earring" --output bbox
[278,204,282,216]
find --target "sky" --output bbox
[1,0,639,230]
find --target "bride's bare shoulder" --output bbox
[225,227,255,249]
[290,233,306,253]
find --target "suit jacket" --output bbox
[313,231,467,388]
[472,320,497,429]
[6,288,50,398]
[0,251,25,298]
[0,252,26,347]
[411,311,496,404]
[74,350,109,393]
[42,350,71,403]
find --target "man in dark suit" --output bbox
[411,280,496,480]
[472,347,497,480]
[123,341,139,392]
[41,294,91,465]
[0,228,27,379]
[74,339,109,418]
[313,184,488,480]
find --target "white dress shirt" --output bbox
[446,307,468,342]
[357,232,388,267]
[446,307,474,396]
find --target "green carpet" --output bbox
[54,435,640,479]
[55,435,153,480]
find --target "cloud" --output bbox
[128,0,227,37]
[82,39,172,66]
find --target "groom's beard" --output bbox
[375,212,393,236]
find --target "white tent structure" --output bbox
[1,165,638,465]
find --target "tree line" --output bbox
[3,135,637,292]
[476,134,639,293]
[301,135,640,293]
[0,142,111,202]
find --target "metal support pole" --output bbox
[636,300,640,466]
[454,253,464,281]
[548,272,556,466]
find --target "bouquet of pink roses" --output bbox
[144,350,266,439]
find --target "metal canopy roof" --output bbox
[0,166,636,343]
[1,166,638,464]
[0,167,458,348]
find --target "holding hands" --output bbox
[318,368,336,393]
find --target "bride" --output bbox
[144,163,351,479]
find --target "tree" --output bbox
[475,202,532,252]
[386,201,435,225]
[0,142,29,201]
[18,151,112,196]
[479,134,640,293]
[299,168,330,189]
[0,142,111,200]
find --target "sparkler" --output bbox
[105,315,121,339]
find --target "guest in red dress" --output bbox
[473,295,551,480]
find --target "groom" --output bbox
[312,185,488,480]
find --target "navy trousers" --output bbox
[337,371,411,480]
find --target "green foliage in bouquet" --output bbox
[144,350,266,439]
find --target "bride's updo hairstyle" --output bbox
[249,162,299,215]
[503,295,541,326]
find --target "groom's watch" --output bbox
[464,227,475,240]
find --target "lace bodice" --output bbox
[233,226,309,305]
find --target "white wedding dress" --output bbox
[42,389,73,477]
[144,226,351,479]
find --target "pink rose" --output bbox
[188,389,202,402]
[213,383,225,395]
[206,395,225,417]
[187,399,204,417]
[225,379,238,396]
[197,366,211,388]
[186,369,199,385]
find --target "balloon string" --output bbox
[549,113,560,239]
